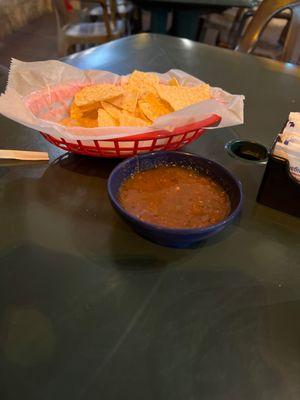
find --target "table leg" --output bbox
[172,8,201,40]
[150,7,169,34]
[171,6,228,41]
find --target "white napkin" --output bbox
[274,112,300,181]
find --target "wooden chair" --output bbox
[89,0,134,34]
[236,0,300,63]
[52,0,125,56]
[199,7,245,47]
[88,0,135,34]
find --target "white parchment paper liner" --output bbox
[0,59,244,141]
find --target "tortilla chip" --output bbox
[70,101,102,119]
[74,84,123,107]
[67,71,212,128]
[60,117,79,127]
[67,102,98,127]
[108,87,139,112]
[77,117,98,128]
[168,77,180,86]
[119,110,151,127]
[138,92,173,121]
[128,70,159,87]
[84,108,99,120]
[122,89,139,113]
[101,101,122,121]
[134,104,152,123]
[70,102,83,119]
[106,95,123,109]
[127,71,159,95]
[156,83,211,111]
[98,109,118,127]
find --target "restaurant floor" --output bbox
[0,12,57,68]
[0,9,291,69]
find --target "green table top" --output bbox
[1,34,300,400]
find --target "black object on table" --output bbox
[1,34,300,400]
[257,133,300,218]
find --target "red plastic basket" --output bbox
[40,114,221,158]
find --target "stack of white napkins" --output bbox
[274,112,300,181]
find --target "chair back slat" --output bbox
[109,0,118,28]
[99,0,112,36]
[282,4,300,63]
[236,0,300,63]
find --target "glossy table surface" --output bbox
[1,34,300,400]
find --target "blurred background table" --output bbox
[132,0,259,39]
[1,33,300,400]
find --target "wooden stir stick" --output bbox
[0,150,49,161]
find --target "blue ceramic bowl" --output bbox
[107,151,243,248]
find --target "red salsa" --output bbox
[119,166,231,229]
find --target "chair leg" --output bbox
[125,16,131,35]
[195,17,206,42]
[57,38,69,58]
[131,7,142,33]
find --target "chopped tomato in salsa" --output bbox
[119,166,231,229]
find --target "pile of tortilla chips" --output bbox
[61,70,211,128]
